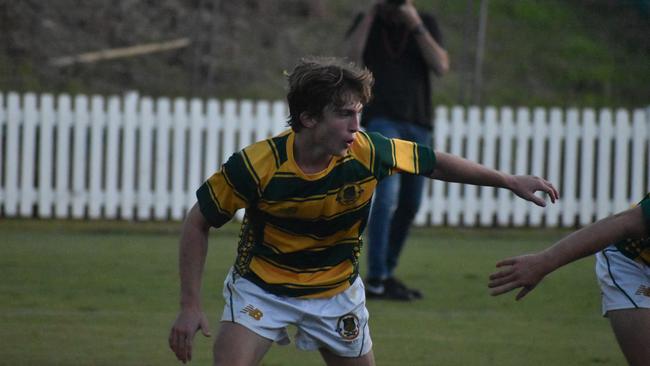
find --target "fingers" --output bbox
[488,281,520,296]
[495,258,516,268]
[515,286,532,301]
[169,326,192,363]
[488,267,514,281]
[200,316,212,337]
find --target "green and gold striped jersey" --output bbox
[197,129,436,298]
[614,193,650,266]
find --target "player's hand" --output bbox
[169,307,211,363]
[487,253,551,300]
[507,175,559,207]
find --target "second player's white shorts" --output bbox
[595,246,650,316]
[220,267,372,358]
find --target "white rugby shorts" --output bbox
[595,247,650,316]
[220,268,373,358]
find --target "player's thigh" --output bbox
[607,308,650,366]
[213,321,273,366]
[319,347,376,366]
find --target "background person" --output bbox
[345,0,449,300]
[488,194,650,366]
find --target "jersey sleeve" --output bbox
[359,131,436,180]
[196,151,260,228]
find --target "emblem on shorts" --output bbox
[336,184,364,205]
[241,304,264,320]
[636,285,650,298]
[336,313,360,340]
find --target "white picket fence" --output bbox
[0,91,648,227]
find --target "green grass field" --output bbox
[0,219,625,365]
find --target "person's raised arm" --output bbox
[169,203,212,363]
[430,151,559,206]
[344,5,377,66]
[400,2,449,75]
[488,205,647,300]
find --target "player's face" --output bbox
[313,99,363,157]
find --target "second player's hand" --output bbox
[507,175,559,207]
[169,308,211,363]
[488,253,552,300]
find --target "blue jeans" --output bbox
[365,117,432,280]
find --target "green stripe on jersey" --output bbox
[260,201,371,238]
[242,270,358,297]
[263,160,374,201]
[253,240,359,271]
[222,152,259,203]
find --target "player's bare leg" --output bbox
[607,308,650,366]
[319,347,376,366]
[213,322,273,366]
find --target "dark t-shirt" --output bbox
[347,12,443,130]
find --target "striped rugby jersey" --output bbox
[197,129,437,298]
[614,193,650,266]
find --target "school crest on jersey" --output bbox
[336,313,360,340]
[336,184,364,205]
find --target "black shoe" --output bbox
[384,277,423,300]
[365,277,413,301]
[364,278,386,299]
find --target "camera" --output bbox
[386,0,406,5]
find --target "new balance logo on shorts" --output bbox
[635,285,650,297]
[241,304,264,320]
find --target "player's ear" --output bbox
[299,111,318,129]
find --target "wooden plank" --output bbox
[431,106,449,225]
[545,108,563,227]
[513,108,531,227]
[447,107,465,226]
[55,94,72,218]
[104,96,121,219]
[88,96,105,219]
[496,107,514,226]
[479,107,497,226]
[630,109,646,198]
[137,97,154,220]
[579,109,596,226]
[528,108,547,226]
[71,95,89,218]
[239,100,254,150]
[613,109,631,212]
[19,93,37,217]
[204,99,220,179]
[222,100,237,162]
[171,98,187,220]
[271,101,286,136]
[255,101,271,140]
[596,109,613,220]
[187,98,204,210]
[120,93,138,220]
[463,107,481,226]
[38,94,55,218]
[154,98,171,220]
[561,109,579,227]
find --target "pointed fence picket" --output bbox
[1,91,648,227]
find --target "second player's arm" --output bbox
[430,151,558,206]
[488,205,647,300]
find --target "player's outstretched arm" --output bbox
[430,151,559,206]
[169,203,212,363]
[488,205,647,300]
